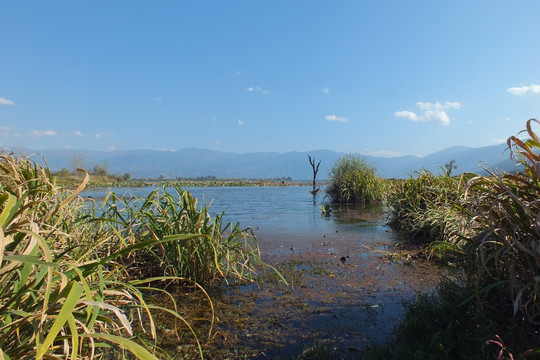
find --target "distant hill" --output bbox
[5,143,517,180]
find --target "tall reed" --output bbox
[0,155,205,359]
[465,119,540,331]
[99,185,265,285]
[326,154,385,204]
[387,170,473,253]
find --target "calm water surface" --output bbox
[83,185,396,255]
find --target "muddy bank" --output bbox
[205,207,460,359]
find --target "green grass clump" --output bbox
[326,155,385,204]
[363,280,530,360]
[465,119,540,337]
[0,154,273,359]
[387,170,473,255]
[100,185,265,285]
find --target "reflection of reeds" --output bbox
[0,154,275,359]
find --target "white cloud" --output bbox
[155,97,163,102]
[108,146,116,151]
[31,130,57,137]
[0,98,14,106]
[325,115,348,123]
[507,84,540,96]
[238,120,246,125]
[74,131,85,137]
[322,87,330,94]
[246,86,270,95]
[235,71,242,76]
[394,110,419,122]
[215,140,220,145]
[395,101,463,126]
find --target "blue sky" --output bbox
[1,1,540,157]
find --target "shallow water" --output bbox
[83,185,450,358]
[83,185,398,255]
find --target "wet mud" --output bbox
[205,206,460,359]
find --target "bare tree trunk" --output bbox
[308,155,321,195]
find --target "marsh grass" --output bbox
[362,280,531,360]
[98,185,268,285]
[387,170,474,257]
[464,119,540,337]
[0,154,277,359]
[326,155,385,204]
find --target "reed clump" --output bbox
[325,154,385,204]
[387,170,474,255]
[465,119,540,337]
[0,154,269,359]
[382,119,540,356]
[99,185,264,285]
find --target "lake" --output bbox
[82,184,449,357]
[83,185,400,257]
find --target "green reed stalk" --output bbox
[0,155,207,359]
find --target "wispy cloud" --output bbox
[0,98,14,106]
[492,138,507,145]
[395,101,463,126]
[322,87,330,94]
[74,130,85,137]
[325,115,348,123]
[507,84,540,96]
[95,132,113,139]
[234,71,242,76]
[31,130,57,137]
[238,120,246,126]
[246,86,270,95]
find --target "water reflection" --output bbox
[82,185,397,255]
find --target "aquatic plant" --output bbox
[100,185,267,285]
[325,154,384,204]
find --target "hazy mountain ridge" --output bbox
[8,143,515,180]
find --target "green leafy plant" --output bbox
[0,155,208,359]
[465,118,540,333]
[325,155,385,204]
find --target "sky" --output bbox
[1,1,540,157]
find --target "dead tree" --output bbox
[308,154,321,195]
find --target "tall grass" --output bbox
[387,170,473,254]
[465,119,540,333]
[0,154,272,359]
[325,155,385,204]
[99,185,264,285]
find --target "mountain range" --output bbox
[7,143,517,180]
